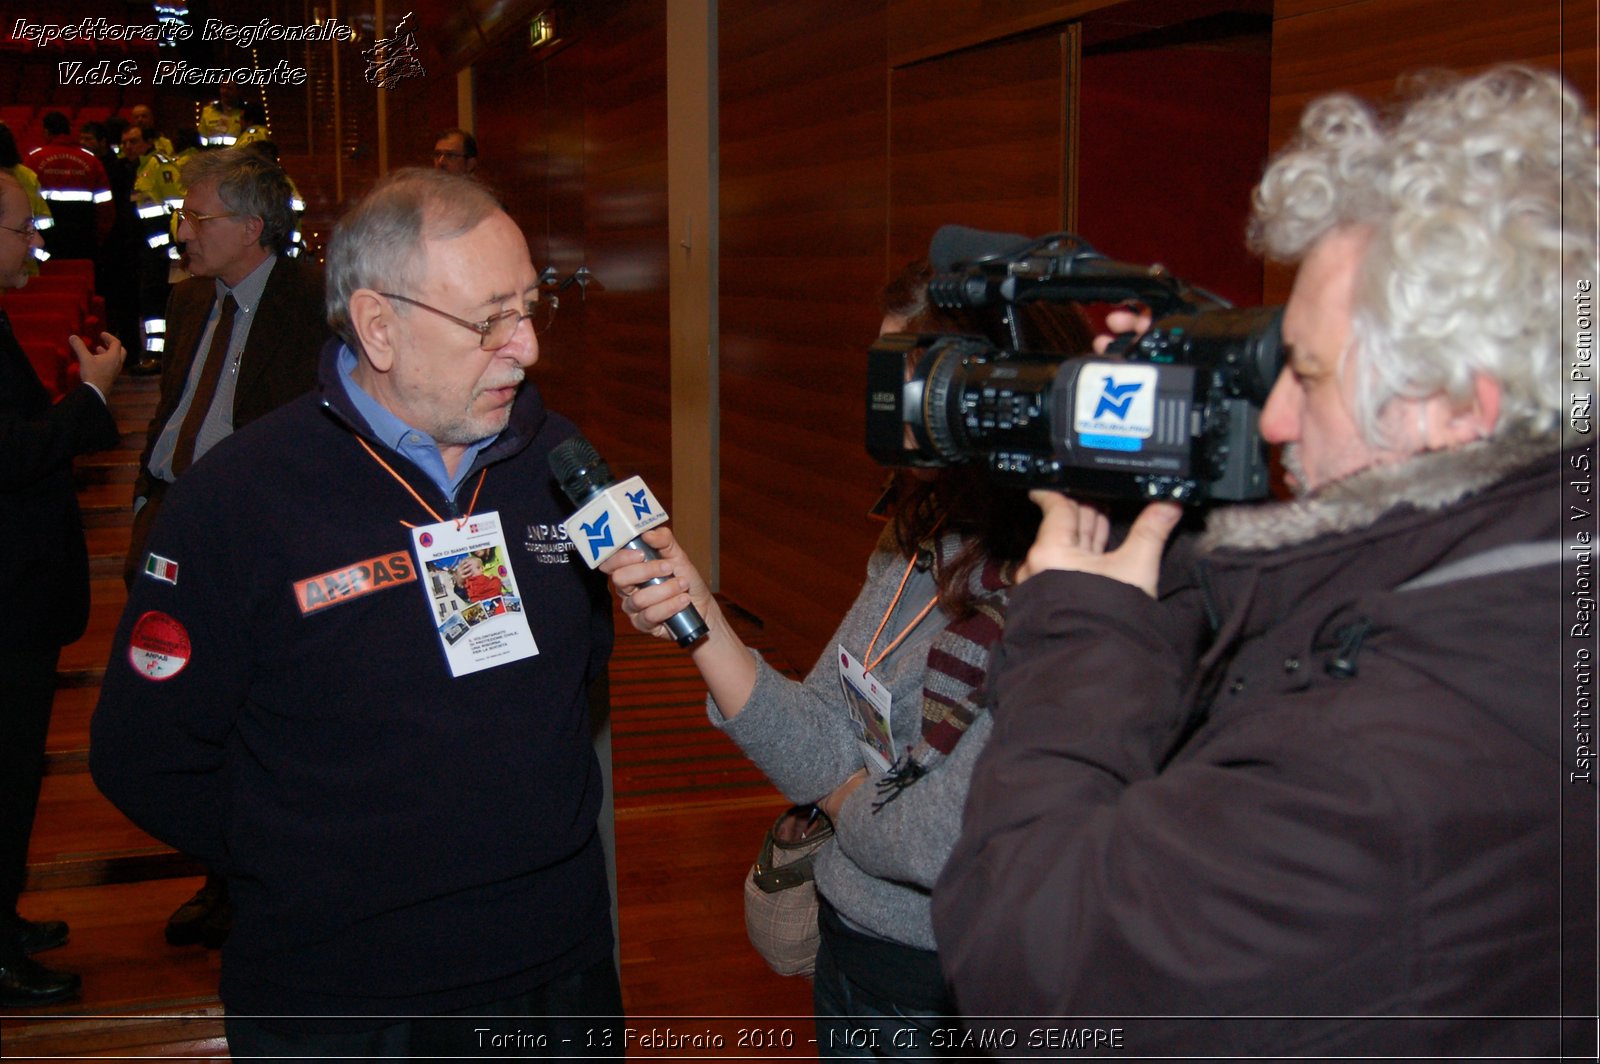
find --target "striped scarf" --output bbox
[873,538,1011,810]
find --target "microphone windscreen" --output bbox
[549,435,615,505]
[928,225,1033,272]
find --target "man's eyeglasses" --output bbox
[379,292,559,347]
[0,220,38,238]
[174,207,240,226]
[433,150,469,161]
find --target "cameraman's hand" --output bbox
[1094,306,1154,355]
[1018,492,1179,598]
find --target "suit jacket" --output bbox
[134,254,329,503]
[0,311,121,648]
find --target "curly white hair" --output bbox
[1249,65,1596,443]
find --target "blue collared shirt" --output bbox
[336,343,497,500]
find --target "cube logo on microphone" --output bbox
[626,487,653,521]
[561,476,670,568]
[578,512,615,558]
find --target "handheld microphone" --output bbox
[549,435,709,647]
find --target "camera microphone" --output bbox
[928,225,1033,272]
[549,435,709,648]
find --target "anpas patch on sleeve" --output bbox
[128,611,191,681]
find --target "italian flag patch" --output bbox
[143,553,179,585]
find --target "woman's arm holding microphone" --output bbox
[599,527,759,719]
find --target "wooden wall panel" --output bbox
[1264,0,1595,300]
[1272,0,1582,139]
[719,0,1271,665]
[473,2,673,513]
[719,0,892,668]
[446,0,1272,668]
[571,2,674,508]
[1076,40,1270,306]
[888,30,1071,267]
[887,0,1119,65]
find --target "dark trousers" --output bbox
[223,955,625,1060]
[812,899,957,1061]
[0,645,61,965]
[135,241,170,357]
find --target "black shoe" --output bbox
[0,957,81,1007]
[165,880,227,947]
[127,358,162,376]
[16,918,68,956]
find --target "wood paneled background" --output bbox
[10,0,1589,665]
[469,1,675,511]
[718,0,892,660]
[887,28,1074,264]
[1262,0,1596,300]
[355,0,1588,668]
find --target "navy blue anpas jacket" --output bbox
[92,340,615,1019]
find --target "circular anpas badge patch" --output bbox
[128,611,192,681]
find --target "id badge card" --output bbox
[412,511,538,677]
[837,645,894,773]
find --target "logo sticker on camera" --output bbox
[1075,363,1158,451]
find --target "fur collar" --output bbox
[1200,431,1562,553]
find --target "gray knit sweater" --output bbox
[711,531,994,951]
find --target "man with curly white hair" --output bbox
[935,65,1596,1056]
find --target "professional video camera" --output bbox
[866,227,1285,503]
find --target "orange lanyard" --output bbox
[862,551,939,673]
[356,437,487,529]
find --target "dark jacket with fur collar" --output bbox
[935,434,1593,1057]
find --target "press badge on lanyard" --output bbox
[837,646,894,773]
[838,550,939,773]
[411,511,539,677]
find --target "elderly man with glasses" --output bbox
[129,147,326,579]
[92,167,618,1059]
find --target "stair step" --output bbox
[0,1012,226,1058]
[111,395,158,420]
[75,452,139,485]
[59,577,124,678]
[47,686,99,766]
[86,524,133,580]
[27,771,200,891]
[90,555,126,579]
[111,373,161,395]
[79,482,132,527]
[0,876,222,1044]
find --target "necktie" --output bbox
[170,293,237,475]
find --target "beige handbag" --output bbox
[743,804,833,977]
